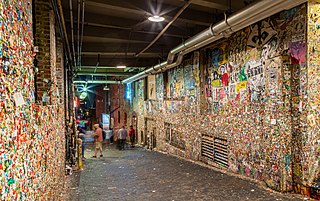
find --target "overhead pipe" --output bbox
[77,0,81,67]
[122,0,306,84]
[79,0,86,70]
[167,0,305,63]
[181,0,307,56]
[166,0,307,68]
[55,0,73,66]
[69,0,77,67]
[122,61,167,84]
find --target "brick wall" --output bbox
[34,0,51,102]
[0,0,66,199]
[95,86,106,122]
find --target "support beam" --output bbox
[76,72,134,76]
[80,52,162,58]
[80,66,141,69]
[82,36,149,44]
[85,0,212,26]
[83,22,188,38]
[73,80,122,84]
[183,0,228,10]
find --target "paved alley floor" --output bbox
[67,143,302,201]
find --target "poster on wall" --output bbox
[156,73,164,100]
[148,75,156,100]
[265,57,282,98]
[169,67,184,99]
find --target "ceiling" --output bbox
[61,0,257,84]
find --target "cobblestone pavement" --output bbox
[67,143,303,201]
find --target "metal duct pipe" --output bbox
[165,0,306,70]
[122,0,306,84]
[168,0,303,63]
[122,61,167,84]
[162,53,184,71]
[181,0,306,55]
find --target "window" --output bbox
[144,77,148,101]
[133,82,136,98]
[164,122,185,150]
[163,71,168,99]
[124,112,127,125]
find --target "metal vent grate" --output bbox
[201,134,214,161]
[214,137,228,168]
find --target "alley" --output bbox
[67,144,302,201]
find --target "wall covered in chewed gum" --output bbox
[0,0,66,200]
[128,3,320,193]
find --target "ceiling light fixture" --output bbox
[149,0,165,22]
[116,65,127,69]
[148,15,165,22]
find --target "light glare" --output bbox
[148,15,165,22]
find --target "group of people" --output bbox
[77,124,136,159]
[117,125,136,150]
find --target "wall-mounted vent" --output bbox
[213,137,228,168]
[201,134,214,161]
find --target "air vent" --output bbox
[213,137,228,168]
[201,134,214,161]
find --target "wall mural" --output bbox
[132,3,319,195]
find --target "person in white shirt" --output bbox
[117,126,127,150]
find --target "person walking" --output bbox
[129,125,135,148]
[117,126,127,150]
[93,124,103,158]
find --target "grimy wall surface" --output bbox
[130,2,319,194]
[0,0,66,200]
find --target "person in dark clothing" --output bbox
[77,126,86,159]
[129,125,135,148]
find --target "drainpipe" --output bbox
[56,0,73,66]
[77,0,81,67]
[79,0,85,70]
[122,0,306,84]
[69,0,77,67]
